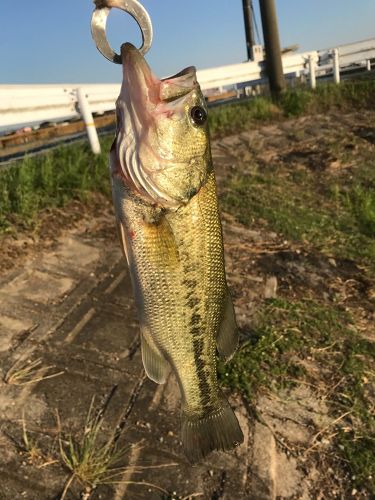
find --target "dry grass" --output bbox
[21,415,58,469]
[5,357,64,386]
[57,397,177,499]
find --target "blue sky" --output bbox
[1,0,375,84]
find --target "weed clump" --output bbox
[209,97,278,137]
[5,357,63,385]
[58,397,129,493]
[57,397,177,499]
[346,185,375,238]
[279,88,313,117]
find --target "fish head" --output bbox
[112,43,211,208]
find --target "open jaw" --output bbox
[119,42,198,125]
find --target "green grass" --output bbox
[208,79,375,136]
[219,128,375,490]
[218,298,375,493]
[58,397,130,491]
[346,185,375,238]
[214,87,375,492]
[0,137,112,232]
[208,96,280,136]
[218,299,353,395]
[221,163,375,267]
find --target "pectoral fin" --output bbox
[216,289,239,362]
[116,219,130,265]
[141,330,171,384]
[141,214,179,268]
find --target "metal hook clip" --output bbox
[91,0,153,64]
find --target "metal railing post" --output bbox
[242,0,256,60]
[332,49,340,84]
[76,88,101,155]
[308,55,316,89]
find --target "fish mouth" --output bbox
[120,42,160,115]
[120,42,198,116]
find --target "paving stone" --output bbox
[250,421,276,500]
[275,452,304,498]
[42,236,101,272]
[0,269,75,305]
[0,314,33,352]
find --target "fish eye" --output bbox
[190,106,207,126]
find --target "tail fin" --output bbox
[181,397,244,463]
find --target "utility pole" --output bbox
[259,0,286,97]
[242,0,256,60]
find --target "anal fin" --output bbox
[141,330,170,384]
[216,288,239,362]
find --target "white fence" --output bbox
[1,37,375,153]
[0,84,119,130]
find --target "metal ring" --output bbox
[91,0,153,64]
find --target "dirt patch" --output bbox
[0,194,116,276]
[280,148,334,172]
[354,126,375,145]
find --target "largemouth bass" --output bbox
[110,43,243,462]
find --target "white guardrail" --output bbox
[1,38,375,154]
